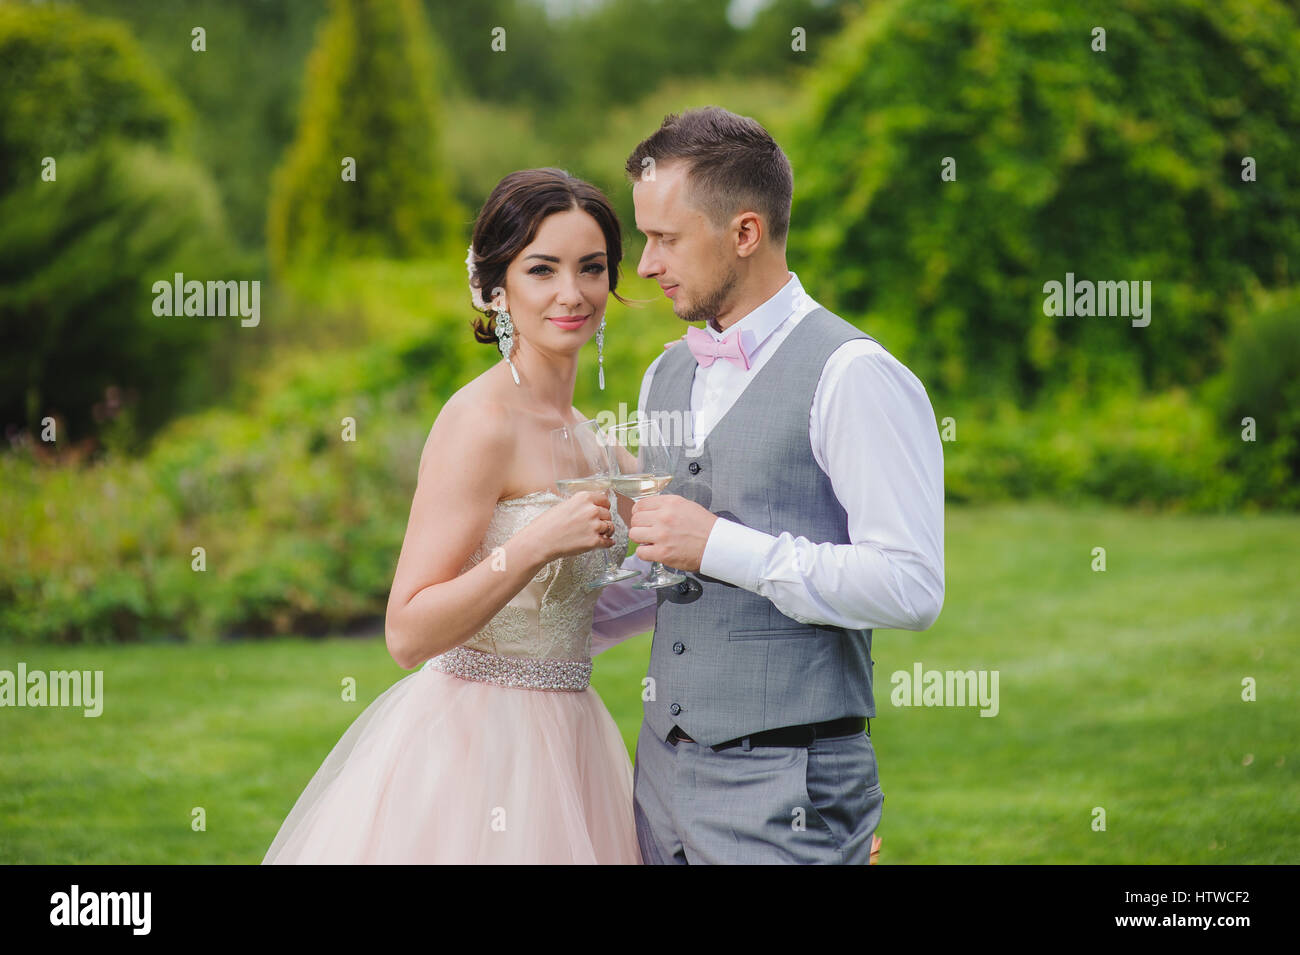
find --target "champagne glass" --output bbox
[605,414,686,590]
[550,420,638,591]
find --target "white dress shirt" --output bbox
[590,271,944,654]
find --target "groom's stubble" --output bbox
[677,263,740,329]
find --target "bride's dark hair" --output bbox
[468,168,633,344]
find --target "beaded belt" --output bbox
[422,645,592,692]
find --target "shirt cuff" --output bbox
[699,517,773,592]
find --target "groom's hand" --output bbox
[628,494,718,573]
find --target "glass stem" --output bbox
[604,491,621,573]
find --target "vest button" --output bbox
[670,703,681,716]
[672,641,685,654]
[688,462,701,474]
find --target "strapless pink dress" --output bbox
[262,490,642,864]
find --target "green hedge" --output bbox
[785,0,1300,403]
[941,387,1239,510]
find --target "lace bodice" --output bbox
[455,489,629,661]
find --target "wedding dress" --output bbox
[262,489,642,864]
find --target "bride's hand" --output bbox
[522,490,615,562]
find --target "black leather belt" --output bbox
[668,716,867,751]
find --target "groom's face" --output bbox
[632,161,736,326]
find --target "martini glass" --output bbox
[605,414,686,590]
[550,420,638,591]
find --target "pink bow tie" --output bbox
[684,325,752,370]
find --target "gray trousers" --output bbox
[632,717,884,864]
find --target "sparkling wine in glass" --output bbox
[550,420,638,591]
[606,415,687,590]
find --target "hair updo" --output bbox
[467,168,632,344]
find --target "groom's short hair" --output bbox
[625,106,793,246]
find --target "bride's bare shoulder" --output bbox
[421,380,516,488]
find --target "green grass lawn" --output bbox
[1,501,1296,863]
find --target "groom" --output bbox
[591,106,944,864]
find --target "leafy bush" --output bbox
[0,139,246,449]
[785,0,1300,403]
[0,2,246,449]
[1205,289,1300,509]
[0,353,426,644]
[0,2,189,196]
[940,387,1239,511]
[0,256,480,644]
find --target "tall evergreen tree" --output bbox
[267,0,463,273]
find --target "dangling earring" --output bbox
[596,314,606,391]
[494,302,521,385]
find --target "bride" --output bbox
[263,168,645,864]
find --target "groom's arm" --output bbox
[699,340,945,631]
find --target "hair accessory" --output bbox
[465,244,490,311]
[468,244,520,386]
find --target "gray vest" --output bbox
[643,306,878,746]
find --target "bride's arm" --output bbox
[384,400,565,669]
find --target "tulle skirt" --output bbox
[262,663,643,864]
